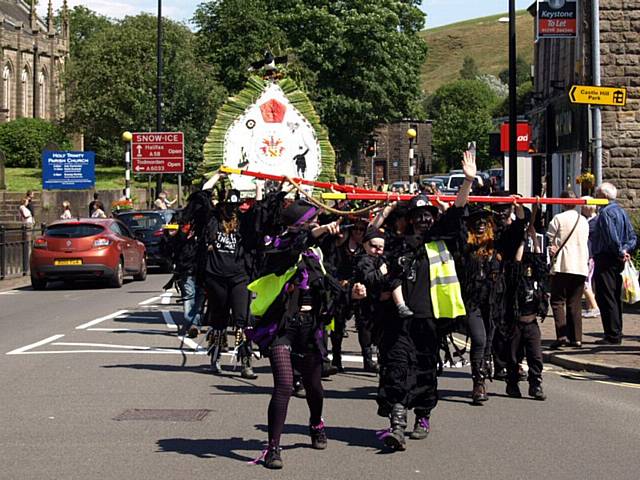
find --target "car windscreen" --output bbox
[448,176,465,189]
[45,224,105,238]
[117,213,164,231]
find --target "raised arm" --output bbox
[454,150,477,208]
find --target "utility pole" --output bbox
[155,0,164,197]
[508,0,518,193]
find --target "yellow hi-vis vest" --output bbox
[425,240,466,319]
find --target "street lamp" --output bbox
[122,131,133,200]
[406,127,417,193]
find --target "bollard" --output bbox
[0,225,5,279]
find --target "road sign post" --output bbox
[131,132,185,174]
[569,85,627,107]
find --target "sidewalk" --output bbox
[540,306,640,382]
[0,276,30,292]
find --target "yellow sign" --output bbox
[570,85,627,106]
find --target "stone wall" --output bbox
[599,0,640,209]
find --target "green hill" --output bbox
[420,11,535,94]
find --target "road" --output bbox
[1,273,639,480]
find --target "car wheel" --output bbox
[109,260,124,288]
[31,275,47,290]
[133,256,147,281]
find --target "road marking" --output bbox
[115,315,159,320]
[0,291,19,295]
[75,310,129,330]
[14,350,205,355]
[53,341,179,352]
[161,311,178,330]
[87,328,168,333]
[178,336,206,351]
[6,334,65,355]
[139,296,161,306]
[160,292,173,305]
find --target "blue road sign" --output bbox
[42,151,96,190]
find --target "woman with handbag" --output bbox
[546,191,590,348]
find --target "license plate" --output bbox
[54,259,83,266]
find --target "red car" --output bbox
[30,218,147,290]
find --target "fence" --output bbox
[0,225,44,280]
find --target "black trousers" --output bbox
[506,321,543,387]
[204,276,249,330]
[594,254,624,341]
[467,306,494,366]
[377,316,438,417]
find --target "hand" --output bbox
[462,150,477,180]
[352,283,367,300]
[379,263,388,275]
[549,245,558,256]
[622,251,631,262]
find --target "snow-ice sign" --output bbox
[223,84,321,191]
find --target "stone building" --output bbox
[527,0,640,208]
[352,120,433,186]
[0,0,69,123]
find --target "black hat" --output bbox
[225,189,241,204]
[280,199,318,227]
[363,227,385,243]
[408,195,439,216]
[466,205,492,222]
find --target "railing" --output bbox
[0,224,45,280]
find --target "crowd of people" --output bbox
[162,152,637,470]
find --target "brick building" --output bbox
[0,0,69,123]
[527,0,640,209]
[354,120,433,186]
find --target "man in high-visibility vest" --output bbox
[376,151,476,452]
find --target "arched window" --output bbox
[2,65,11,120]
[21,67,29,117]
[39,70,47,119]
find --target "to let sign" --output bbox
[537,0,578,39]
[569,85,628,107]
[500,123,532,153]
[132,132,184,174]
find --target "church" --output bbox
[0,0,69,123]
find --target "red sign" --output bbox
[500,123,531,153]
[132,132,184,174]
[537,0,577,39]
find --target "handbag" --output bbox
[550,211,581,266]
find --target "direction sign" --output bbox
[569,85,627,107]
[131,132,184,174]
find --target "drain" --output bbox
[114,409,211,422]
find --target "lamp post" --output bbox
[406,127,417,193]
[32,42,38,118]
[508,0,518,193]
[155,0,164,196]
[122,131,133,200]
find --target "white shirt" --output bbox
[19,205,34,225]
[60,209,72,219]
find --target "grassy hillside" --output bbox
[420,11,535,94]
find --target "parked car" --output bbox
[389,181,419,193]
[420,177,446,191]
[445,173,484,192]
[30,218,147,289]
[114,210,176,271]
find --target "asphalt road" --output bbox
[1,273,639,480]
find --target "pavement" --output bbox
[2,272,640,479]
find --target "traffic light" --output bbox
[365,137,376,157]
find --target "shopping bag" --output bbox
[621,261,640,304]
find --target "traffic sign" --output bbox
[569,85,627,107]
[131,132,184,173]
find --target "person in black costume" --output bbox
[246,199,365,469]
[376,152,475,452]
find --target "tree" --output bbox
[0,118,71,168]
[193,0,428,160]
[459,56,479,80]
[426,80,499,171]
[63,13,226,181]
[498,55,531,87]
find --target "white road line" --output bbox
[160,292,173,305]
[75,310,129,330]
[178,336,206,351]
[6,334,65,355]
[87,328,167,333]
[161,311,178,330]
[15,350,205,355]
[0,291,19,295]
[138,296,161,306]
[116,315,159,320]
[53,342,177,352]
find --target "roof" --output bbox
[0,0,48,32]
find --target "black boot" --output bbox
[292,376,306,398]
[409,412,430,440]
[383,403,407,451]
[206,329,223,374]
[264,445,283,469]
[322,361,338,378]
[309,419,328,450]
[528,383,547,401]
[240,352,258,380]
[363,347,379,373]
[331,332,345,373]
[471,361,489,405]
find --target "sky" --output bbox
[40,1,535,29]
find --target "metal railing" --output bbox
[0,224,44,280]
